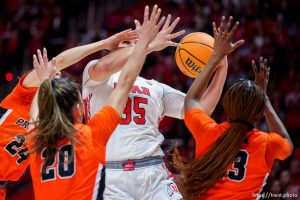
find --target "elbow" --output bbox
[96,59,112,74]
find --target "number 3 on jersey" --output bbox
[227,150,249,182]
[120,97,148,125]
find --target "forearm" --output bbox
[185,54,222,111]
[199,61,228,116]
[264,98,293,149]
[29,90,39,130]
[89,46,135,81]
[119,45,147,85]
[54,40,108,71]
[107,43,147,114]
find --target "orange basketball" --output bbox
[175,32,214,78]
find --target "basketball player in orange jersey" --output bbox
[28,6,165,200]
[175,16,293,199]
[0,30,136,200]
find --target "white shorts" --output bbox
[104,163,182,200]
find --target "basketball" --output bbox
[175,32,214,78]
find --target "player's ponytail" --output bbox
[173,80,266,199]
[31,78,81,173]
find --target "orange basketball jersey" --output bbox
[30,106,120,200]
[0,73,37,182]
[184,108,292,200]
[0,187,5,200]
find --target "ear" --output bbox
[73,103,83,124]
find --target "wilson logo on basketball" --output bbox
[186,57,201,73]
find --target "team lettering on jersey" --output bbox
[15,118,29,130]
[113,83,151,97]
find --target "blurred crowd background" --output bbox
[0,0,299,199]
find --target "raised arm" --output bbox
[88,14,185,82]
[252,57,293,150]
[184,16,244,112]
[29,50,56,129]
[22,29,136,87]
[199,56,228,116]
[106,5,166,114]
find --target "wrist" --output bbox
[133,41,148,55]
[211,52,225,61]
[264,97,272,114]
[208,54,222,68]
[136,40,149,49]
[100,39,110,50]
[147,43,155,54]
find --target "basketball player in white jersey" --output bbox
[82,5,228,200]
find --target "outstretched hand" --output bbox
[137,5,165,47]
[33,48,56,82]
[135,14,185,52]
[104,29,138,50]
[212,16,244,59]
[252,57,270,93]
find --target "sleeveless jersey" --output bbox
[82,60,186,161]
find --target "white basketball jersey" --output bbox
[82,60,186,161]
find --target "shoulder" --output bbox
[1,73,37,109]
[74,124,93,144]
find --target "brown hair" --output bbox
[31,78,81,173]
[173,80,266,199]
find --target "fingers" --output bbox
[263,58,268,77]
[157,16,165,30]
[37,49,44,66]
[259,57,266,77]
[119,28,132,34]
[43,48,48,65]
[212,22,218,37]
[168,30,185,39]
[162,14,171,30]
[219,16,226,33]
[254,57,270,78]
[231,39,244,52]
[126,30,138,40]
[134,19,141,30]
[33,54,39,68]
[168,41,181,47]
[217,16,239,38]
[150,5,158,21]
[264,58,268,68]
[252,60,258,73]
[153,8,162,25]
[224,16,233,35]
[167,17,180,33]
[144,5,149,22]
[266,66,271,80]
[229,21,239,37]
